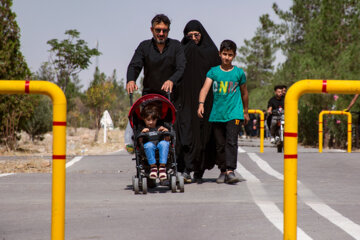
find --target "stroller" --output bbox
[128,93,185,194]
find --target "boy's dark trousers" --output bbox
[212,119,242,171]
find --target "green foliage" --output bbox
[20,95,52,141]
[0,0,30,79]
[236,14,276,92]
[0,0,33,150]
[0,95,33,150]
[47,29,101,112]
[85,67,116,142]
[241,0,360,148]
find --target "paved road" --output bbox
[1,139,360,240]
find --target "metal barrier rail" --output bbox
[0,80,67,240]
[284,79,360,240]
[318,110,352,153]
[248,109,264,153]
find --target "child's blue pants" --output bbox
[144,140,169,165]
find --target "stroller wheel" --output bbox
[170,175,177,193]
[133,177,140,194]
[142,177,148,194]
[177,175,185,193]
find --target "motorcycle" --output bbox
[272,107,285,153]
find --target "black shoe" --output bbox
[183,172,192,184]
[216,172,226,184]
[226,171,243,184]
[194,170,204,184]
[194,178,203,184]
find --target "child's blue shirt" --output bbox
[206,65,246,122]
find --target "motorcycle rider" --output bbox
[267,85,285,143]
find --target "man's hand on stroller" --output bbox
[161,80,173,93]
[126,81,138,94]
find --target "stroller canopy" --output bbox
[128,94,176,128]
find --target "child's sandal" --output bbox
[149,167,158,179]
[158,167,167,180]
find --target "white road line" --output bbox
[236,161,313,239]
[247,152,360,239]
[66,156,83,168]
[238,146,246,153]
[0,173,15,178]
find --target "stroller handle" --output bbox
[166,91,171,102]
[129,93,133,106]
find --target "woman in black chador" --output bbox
[174,20,221,183]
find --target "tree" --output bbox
[236,14,276,92]
[20,96,52,142]
[47,29,100,109]
[257,0,360,148]
[0,0,33,150]
[85,67,116,142]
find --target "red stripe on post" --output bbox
[53,155,66,160]
[322,80,327,93]
[284,132,298,137]
[319,131,323,133]
[284,154,298,159]
[25,80,30,93]
[53,121,66,126]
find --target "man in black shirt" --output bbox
[267,85,285,143]
[126,14,186,96]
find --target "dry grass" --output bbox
[0,127,125,173]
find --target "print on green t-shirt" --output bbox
[206,66,246,122]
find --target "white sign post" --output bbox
[100,110,113,143]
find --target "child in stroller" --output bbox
[128,94,184,194]
[138,102,170,180]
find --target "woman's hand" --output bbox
[141,128,149,133]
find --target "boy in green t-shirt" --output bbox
[197,40,249,184]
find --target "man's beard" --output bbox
[156,39,165,44]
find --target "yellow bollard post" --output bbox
[248,109,265,153]
[284,79,360,240]
[318,110,352,153]
[347,113,352,153]
[0,80,67,240]
[318,112,324,153]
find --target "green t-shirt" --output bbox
[206,65,246,122]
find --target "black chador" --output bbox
[174,20,221,178]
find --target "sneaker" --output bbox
[158,167,167,180]
[226,171,242,184]
[275,136,280,143]
[183,171,192,183]
[270,137,275,143]
[216,172,226,184]
[149,167,158,180]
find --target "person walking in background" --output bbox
[126,14,186,96]
[197,40,249,184]
[175,20,221,183]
